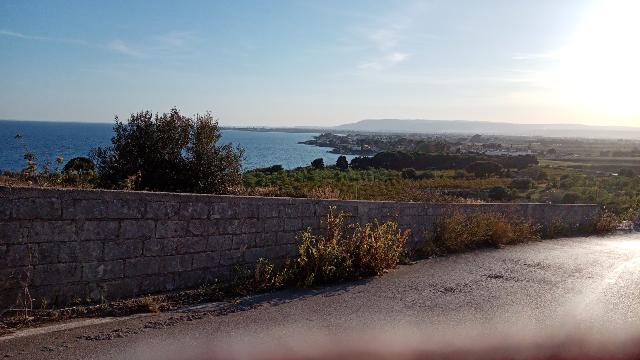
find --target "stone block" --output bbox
[104,239,143,260]
[145,201,180,219]
[82,260,124,281]
[98,278,140,300]
[119,220,155,239]
[218,219,242,235]
[244,248,267,263]
[258,204,280,218]
[140,274,175,294]
[284,217,302,231]
[124,257,160,276]
[23,221,76,243]
[209,202,234,219]
[187,220,207,235]
[174,270,207,289]
[156,220,187,238]
[108,200,146,219]
[143,238,178,256]
[179,202,209,219]
[231,233,255,249]
[59,241,103,263]
[220,249,243,266]
[0,244,35,268]
[62,199,107,219]
[37,243,61,264]
[277,231,298,245]
[177,236,207,254]
[263,218,283,232]
[192,252,220,269]
[241,218,262,233]
[0,222,21,244]
[206,235,232,251]
[157,255,192,272]
[78,220,119,240]
[32,263,82,285]
[12,198,61,219]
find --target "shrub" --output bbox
[561,192,580,204]
[466,161,504,178]
[62,157,96,175]
[488,185,510,201]
[401,168,417,179]
[311,158,325,169]
[510,178,533,191]
[292,207,410,286]
[418,171,435,180]
[429,211,539,254]
[91,108,243,194]
[594,211,620,233]
[336,156,349,171]
[253,165,284,173]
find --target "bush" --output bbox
[510,178,533,191]
[488,186,510,201]
[466,161,504,178]
[293,207,410,286]
[429,211,539,254]
[336,156,349,171]
[418,171,435,180]
[311,158,325,169]
[561,192,580,204]
[401,168,417,179]
[91,108,243,194]
[62,157,96,175]
[594,211,620,233]
[254,165,284,173]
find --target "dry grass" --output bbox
[427,211,540,255]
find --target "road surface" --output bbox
[3,233,640,359]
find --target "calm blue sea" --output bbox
[0,120,352,172]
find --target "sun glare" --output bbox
[555,0,640,119]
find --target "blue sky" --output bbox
[1,0,638,127]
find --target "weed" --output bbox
[428,211,540,255]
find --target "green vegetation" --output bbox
[92,108,243,193]
[426,211,540,255]
[242,166,509,202]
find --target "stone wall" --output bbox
[0,186,601,309]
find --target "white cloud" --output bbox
[388,52,408,63]
[0,29,88,45]
[157,30,197,48]
[107,39,143,57]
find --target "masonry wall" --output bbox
[0,186,601,309]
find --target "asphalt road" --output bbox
[3,233,640,359]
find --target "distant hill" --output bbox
[333,119,640,139]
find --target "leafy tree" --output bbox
[311,158,325,169]
[350,156,372,170]
[92,108,243,194]
[465,161,504,178]
[336,156,349,171]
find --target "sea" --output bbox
[0,120,353,172]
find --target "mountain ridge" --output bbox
[332,119,640,139]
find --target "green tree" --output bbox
[311,158,325,169]
[92,108,243,194]
[336,156,349,171]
